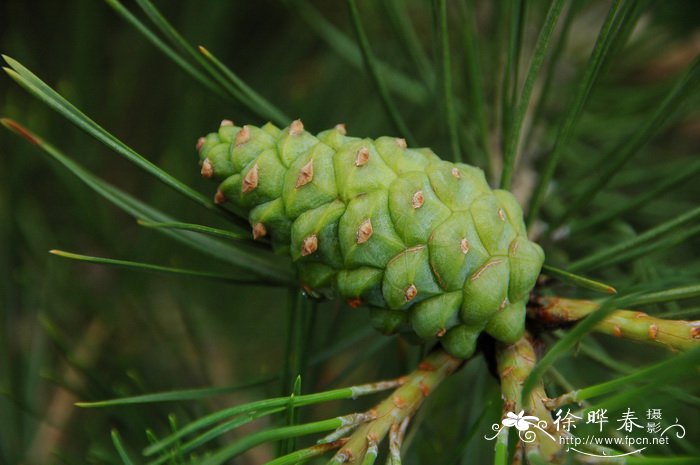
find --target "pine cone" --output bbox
[197,120,544,358]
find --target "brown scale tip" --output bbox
[252,222,267,240]
[418,361,435,371]
[355,147,370,167]
[418,380,431,397]
[356,219,373,244]
[498,208,506,221]
[242,163,259,193]
[301,234,318,256]
[235,125,250,146]
[451,167,461,179]
[436,328,447,338]
[200,158,214,178]
[412,190,424,209]
[289,119,304,136]
[404,284,417,302]
[392,396,407,409]
[347,297,363,308]
[214,189,226,205]
[302,283,315,295]
[396,138,407,149]
[691,324,700,339]
[334,123,347,135]
[220,119,234,127]
[502,400,516,414]
[196,136,206,152]
[648,324,659,340]
[295,159,314,188]
[613,326,623,338]
[460,238,470,254]
[338,449,353,462]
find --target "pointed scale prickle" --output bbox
[196,120,544,358]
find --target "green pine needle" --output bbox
[104,0,224,97]
[500,0,565,189]
[111,429,136,465]
[49,249,282,286]
[555,56,700,229]
[1,117,294,282]
[136,219,250,242]
[195,417,343,465]
[526,0,626,227]
[133,0,289,125]
[146,408,288,465]
[141,381,399,456]
[264,441,342,465]
[435,0,462,162]
[541,264,617,294]
[291,0,427,105]
[569,158,700,235]
[2,57,225,218]
[347,0,417,145]
[457,0,492,174]
[562,347,700,407]
[197,45,290,125]
[382,0,435,90]
[626,284,700,307]
[569,206,700,272]
[76,376,278,407]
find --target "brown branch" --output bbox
[326,349,462,464]
[496,335,567,464]
[529,296,700,351]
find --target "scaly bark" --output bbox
[326,349,462,463]
[530,296,700,352]
[496,334,567,464]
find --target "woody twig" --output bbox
[496,334,567,464]
[529,296,700,352]
[326,349,462,464]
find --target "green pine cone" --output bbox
[197,119,544,359]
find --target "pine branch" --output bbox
[327,349,461,464]
[530,297,700,352]
[496,335,565,464]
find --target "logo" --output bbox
[485,408,686,458]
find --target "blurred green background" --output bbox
[1,1,699,464]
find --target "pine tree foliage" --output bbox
[1,1,699,464]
